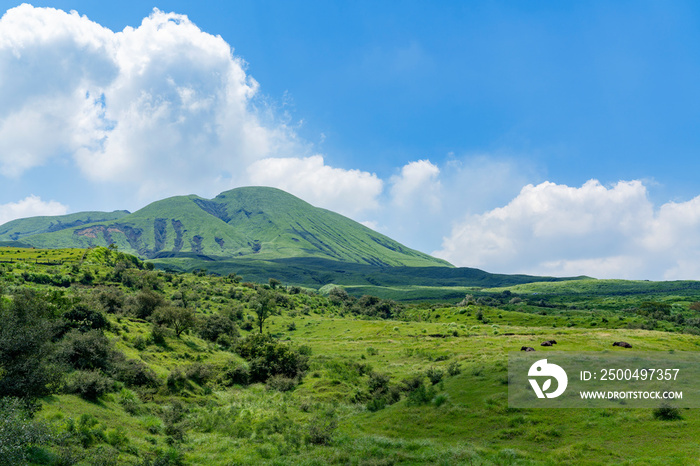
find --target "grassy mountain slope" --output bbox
[12,187,451,268]
[4,249,700,464]
[0,210,129,241]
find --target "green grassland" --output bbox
[2,248,700,465]
[0,246,86,262]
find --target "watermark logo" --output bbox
[528,359,568,398]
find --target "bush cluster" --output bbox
[235,333,309,384]
[198,313,240,345]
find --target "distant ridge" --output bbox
[0,210,130,242]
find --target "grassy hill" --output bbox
[8,187,450,269]
[0,210,130,242]
[2,248,700,464]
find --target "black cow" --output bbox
[547,340,557,345]
[520,346,535,352]
[612,341,632,348]
[540,341,553,347]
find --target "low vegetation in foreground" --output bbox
[1,246,700,465]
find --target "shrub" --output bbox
[366,397,386,412]
[63,304,109,332]
[133,335,148,350]
[118,388,142,415]
[162,401,188,443]
[426,367,444,385]
[0,397,51,466]
[653,403,682,421]
[266,375,298,392]
[216,333,237,349]
[150,447,186,466]
[166,368,187,393]
[185,363,214,386]
[306,410,338,445]
[328,287,350,305]
[96,288,125,314]
[80,445,120,466]
[106,426,129,448]
[150,325,169,345]
[80,270,95,285]
[57,329,114,371]
[400,375,424,393]
[198,313,240,343]
[133,290,164,319]
[143,415,164,435]
[406,382,436,406]
[433,393,449,407]
[65,370,114,401]
[112,358,159,388]
[368,371,390,396]
[235,333,309,383]
[220,363,250,386]
[447,361,462,376]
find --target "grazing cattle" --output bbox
[612,341,632,348]
[521,346,535,352]
[541,341,553,347]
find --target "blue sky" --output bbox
[2,1,700,280]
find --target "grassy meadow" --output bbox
[1,247,700,464]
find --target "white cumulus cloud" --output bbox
[246,155,383,217]
[390,159,441,211]
[0,5,295,200]
[434,179,700,280]
[0,195,68,225]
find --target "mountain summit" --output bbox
[1,187,451,268]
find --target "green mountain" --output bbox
[1,187,587,294]
[7,187,450,268]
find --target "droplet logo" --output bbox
[528,359,568,399]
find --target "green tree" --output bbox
[252,290,278,334]
[133,289,164,319]
[0,290,62,400]
[198,313,240,343]
[235,333,309,382]
[328,287,350,305]
[56,329,113,371]
[153,306,197,337]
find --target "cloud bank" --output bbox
[0,4,293,200]
[0,195,68,226]
[247,155,383,217]
[435,179,700,280]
